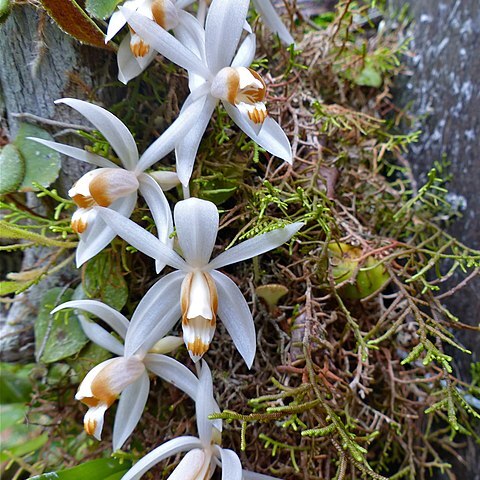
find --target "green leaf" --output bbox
[14,123,61,191]
[28,458,132,480]
[0,144,25,194]
[0,0,11,23]
[35,288,89,363]
[84,252,128,310]
[0,433,48,463]
[0,404,27,431]
[0,363,33,403]
[85,0,121,19]
[354,64,383,88]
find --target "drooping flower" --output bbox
[120,360,281,480]
[120,0,293,187]
[97,197,303,366]
[51,298,199,450]
[29,98,205,268]
[106,0,293,83]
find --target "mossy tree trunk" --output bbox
[391,0,480,477]
[0,4,114,361]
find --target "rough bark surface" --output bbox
[390,0,480,476]
[0,5,114,361]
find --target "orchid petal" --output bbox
[138,173,174,274]
[242,470,282,480]
[55,99,139,170]
[174,198,219,268]
[231,33,257,69]
[50,300,129,337]
[124,271,185,357]
[144,353,198,399]
[96,207,188,271]
[196,360,214,445]
[78,316,125,356]
[252,0,295,46]
[106,10,128,42]
[120,436,203,480]
[175,95,217,187]
[209,222,303,270]
[27,138,117,168]
[76,193,137,267]
[147,171,180,191]
[210,270,256,368]
[136,94,207,173]
[118,32,156,85]
[173,10,206,62]
[204,0,250,73]
[120,8,210,78]
[167,449,208,480]
[218,448,242,480]
[223,102,293,163]
[112,370,150,451]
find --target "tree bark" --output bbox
[390,0,480,477]
[0,4,114,361]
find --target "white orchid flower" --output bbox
[96,197,303,366]
[51,298,202,451]
[121,0,293,187]
[106,0,293,83]
[121,360,281,480]
[29,97,205,268]
[105,0,207,83]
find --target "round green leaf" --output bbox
[35,288,89,363]
[0,144,25,194]
[86,0,122,19]
[0,0,11,24]
[14,123,61,192]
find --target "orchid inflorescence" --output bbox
[32,0,301,478]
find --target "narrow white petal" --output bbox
[252,0,295,46]
[144,353,198,400]
[120,8,210,78]
[208,222,303,270]
[167,449,208,480]
[96,207,187,271]
[210,270,256,368]
[231,33,257,69]
[242,470,282,480]
[76,193,137,267]
[173,10,206,62]
[78,316,125,356]
[112,370,150,450]
[138,173,174,273]
[223,102,293,163]
[106,10,128,42]
[50,299,129,338]
[55,98,139,170]
[118,33,156,84]
[174,198,219,267]
[196,360,214,445]
[175,95,217,187]
[136,94,207,173]
[204,0,250,73]
[121,437,203,480]
[27,138,117,168]
[219,448,242,480]
[124,271,185,357]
